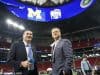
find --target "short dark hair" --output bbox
[23,30,33,35]
[51,27,61,32]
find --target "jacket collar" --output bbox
[50,38,61,47]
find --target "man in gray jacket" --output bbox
[51,27,73,75]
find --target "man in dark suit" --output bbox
[8,30,38,75]
[51,27,73,75]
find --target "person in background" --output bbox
[81,54,92,75]
[50,27,73,75]
[8,30,38,75]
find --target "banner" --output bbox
[0,0,96,22]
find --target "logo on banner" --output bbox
[50,9,62,19]
[80,0,93,8]
[27,8,45,21]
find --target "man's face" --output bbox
[23,30,33,43]
[51,28,61,40]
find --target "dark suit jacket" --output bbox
[51,39,73,75]
[7,41,38,75]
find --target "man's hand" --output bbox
[28,62,32,68]
[20,60,30,68]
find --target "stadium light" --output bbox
[13,22,18,27]
[19,25,25,30]
[6,19,13,25]
[6,19,25,30]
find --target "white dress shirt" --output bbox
[51,38,61,57]
[23,41,34,70]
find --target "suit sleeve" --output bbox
[7,42,21,70]
[62,39,73,72]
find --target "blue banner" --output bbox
[0,0,96,22]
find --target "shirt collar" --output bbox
[23,40,31,47]
[50,37,61,47]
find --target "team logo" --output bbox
[80,0,93,8]
[50,9,62,19]
[27,8,45,21]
